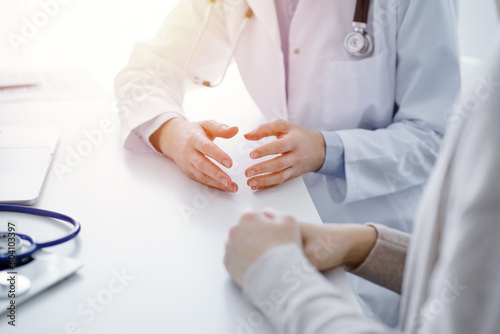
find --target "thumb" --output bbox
[200,120,238,139]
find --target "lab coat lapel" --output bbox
[245,0,281,47]
[229,0,288,121]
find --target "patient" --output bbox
[223,31,500,333]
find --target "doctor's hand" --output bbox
[244,120,325,190]
[300,223,378,272]
[224,209,302,287]
[150,118,239,192]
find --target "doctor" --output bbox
[115,0,460,326]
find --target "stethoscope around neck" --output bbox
[185,0,374,87]
[344,0,374,57]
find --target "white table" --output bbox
[0,67,359,333]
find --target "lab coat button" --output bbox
[293,48,300,55]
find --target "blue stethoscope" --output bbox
[0,204,81,268]
[186,0,373,87]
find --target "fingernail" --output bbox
[247,170,256,177]
[223,159,231,168]
[251,187,257,191]
[249,180,258,187]
[221,124,229,129]
[229,184,237,193]
[221,177,229,187]
[250,152,259,159]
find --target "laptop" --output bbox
[0,126,59,205]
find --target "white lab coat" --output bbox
[115,0,461,326]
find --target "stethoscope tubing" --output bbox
[185,2,254,87]
[353,0,371,24]
[0,204,81,251]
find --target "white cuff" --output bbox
[134,112,185,154]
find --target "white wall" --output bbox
[0,0,179,90]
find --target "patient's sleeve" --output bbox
[348,224,410,295]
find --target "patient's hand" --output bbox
[224,209,378,287]
[150,118,239,192]
[300,223,378,271]
[224,209,302,287]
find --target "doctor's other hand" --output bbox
[224,209,302,287]
[244,120,325,190]
[150,118,239,192]
[300,223,378,272]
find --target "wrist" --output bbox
[150,117,186,158]
[344,225,378,268]
[310,131,326,172]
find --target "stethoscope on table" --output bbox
[186,0,374,87]
[0,204,81,298]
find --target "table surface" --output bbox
[0,67,359,333]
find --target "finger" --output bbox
[200,120,238,140]
[245,155,292,177]
[247,168,295,189]
[244,120,290,141]
[194,138,232,168]
[240,210,258,222]
[228,182,238,193]
[264,209,294,224]
[248,139,293,160]
[190,168,228,191]
[263,207,283,219]
[192,154,236,191]
[263,211,275,219]
[197,174,237,193]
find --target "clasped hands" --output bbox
[223,209,378,287]
[150,118,326,192]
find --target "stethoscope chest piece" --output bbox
[0,234,23,253]
[344,24,373,57]
[345,0,374,57]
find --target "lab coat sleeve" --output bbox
[327,0,461,203]
[317,131,345,179]
[114,0,231,152]
[135,112,186,154]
